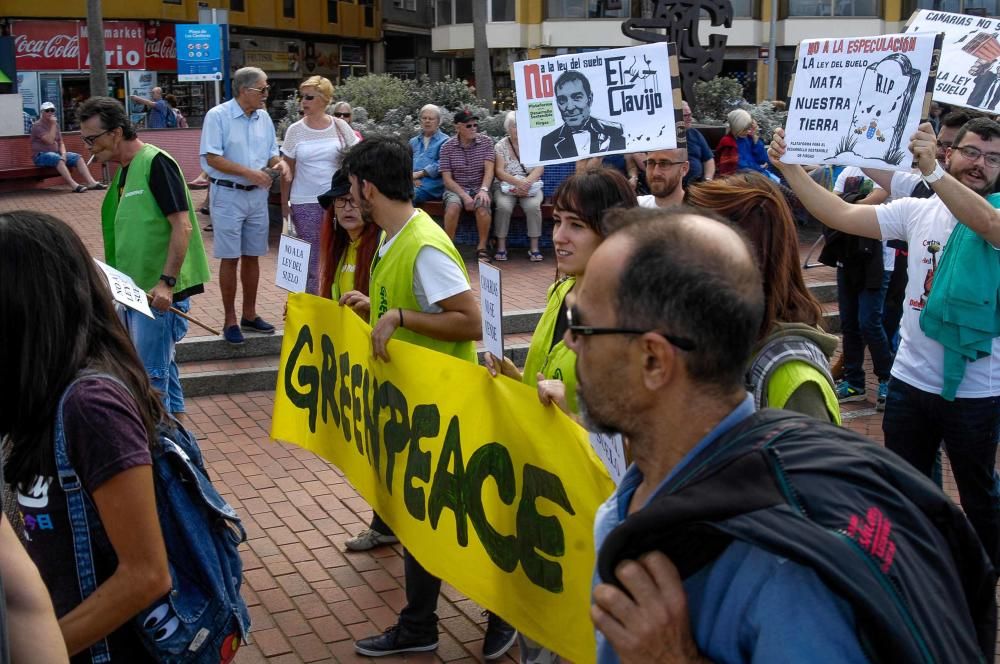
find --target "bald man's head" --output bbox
[603,207,764,391]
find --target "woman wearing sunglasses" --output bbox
[280,76,359,294]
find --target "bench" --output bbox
[417,198,558,249]
[0,164,58,181]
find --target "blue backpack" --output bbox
[54,374,250,663]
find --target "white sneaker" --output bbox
[345,528,399,551]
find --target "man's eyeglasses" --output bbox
[644,158,686,170]
[302,94,318,101]
[247,85,270,95]
[955,144,1000,168]
[334,197,357,210]
[333,112,351,119]
[565,304,696,351]
[82,128,115,147]
[936,140,953,151]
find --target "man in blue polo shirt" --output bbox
[200,66,289,345]
[130,87,172,129]
[682,102,715,186]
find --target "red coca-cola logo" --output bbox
[14,33,80,60]
[146,35,176,60]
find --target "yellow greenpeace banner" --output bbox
[271,294,616,663]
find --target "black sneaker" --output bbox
[354,624,438,657]
[483,612,517,660]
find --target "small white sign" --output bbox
[276,234,311,293]
[478,261,503,362]
[589,432,627,485]
[94,259,154,318]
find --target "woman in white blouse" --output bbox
[492,111,545,262]
[280,76,359,294]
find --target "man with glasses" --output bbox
[200,66,289,345]
[770,119,1000,567]
[681,101,715,186]
[30,101,105,193]
[576,209,991,663]
[77,96,211,419]
[439,109,496,261]
[636,148,688,209]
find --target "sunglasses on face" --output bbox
[333,112,351,119]
[247,85,270,95]
[43,108,56,114]
[565,303,697,351]
[463,123,478,129]
[82,128,115,147]
[302,94,318,101]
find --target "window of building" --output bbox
[283,0,295,18]
[730,0,754,17]
[788,0,879,16]
[437,0,453,25]
[492,0,516,20]
[163,0,182,5]
[231,0,245,12]
[910,0,997,15]
[456,2,474,22]
[545,0,629,18]
[328,0,338,21]
[393,0,418,8]
[360,0,374,26]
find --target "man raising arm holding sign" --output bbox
[769,120,1000,565]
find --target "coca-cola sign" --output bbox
[145,23,177,71]
[12,20,146,71]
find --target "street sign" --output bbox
[176,24,223,82]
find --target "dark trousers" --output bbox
[398,549,441,636]
[882,378,1000,565]
[370,512,394,536]
[838,267,894,386]
[882,252,908,353]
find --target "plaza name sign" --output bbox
[782,32,940,170]
[906,9,1000,113]
[271,295,615,664]
[513,42,683,166]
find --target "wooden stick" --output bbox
[146,294,221,336]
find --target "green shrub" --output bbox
[334,74,414,122]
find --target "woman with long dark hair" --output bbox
[0,210,172,661]
[686,171,840,422]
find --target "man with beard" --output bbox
[568,210,994,664]
[770,119,1000,566]
[637,148,688,209]
[539,71,626,161]
[340,137,517,661]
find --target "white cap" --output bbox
[40,101,56,111]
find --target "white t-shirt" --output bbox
[876,195,1000,397]
[834,167,894,271]
[890,170,922,199]
[378,212,470,313]
[637,195,659,209]
[281,116,359,204]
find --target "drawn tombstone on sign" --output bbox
[838,54,921,164]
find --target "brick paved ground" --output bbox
[0,185,985,662]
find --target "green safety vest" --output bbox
[522,277,579,414]
[101,143,210,293]
[368,210,477,363]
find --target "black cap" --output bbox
[453,109,477,125]
[318,170,351,209]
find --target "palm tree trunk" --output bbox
[472,0,493,107]
[86,0,108,99]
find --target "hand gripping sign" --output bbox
[271,295,616,663]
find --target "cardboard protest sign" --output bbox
[271,295,616,664]
[94,258,154,318]
[275,234,311,293]
[905,9,1000,113]
[782,33,940,170]
[588,432,627,485]
[478,261,503,362]
[513,43,684,166]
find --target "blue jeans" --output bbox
[123,298,189,414]
[837,267,893,387]
[882,377,1000,565]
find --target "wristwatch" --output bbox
[479,187,489,193]
[160,274,177,288]
[922,162,946,185]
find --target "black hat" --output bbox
[317,170,351,209]
[453,109,477,125]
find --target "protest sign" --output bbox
[478,261,503,362]
[271,295,615,664]
[94,258,153,318]
[905,9,1000,113]
[588,432,627,486]
[275,234,311,293]
[513,43,684,166]
[782,33,940,170]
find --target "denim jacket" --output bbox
[410,130,449,200]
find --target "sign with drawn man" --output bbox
[781,33,941,170]
[513,43,683,166]
[905,9,1000,113]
